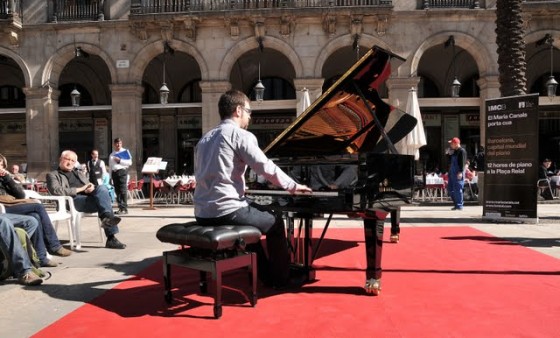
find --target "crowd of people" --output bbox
[0,138,130,286]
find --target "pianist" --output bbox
[193,90,312,289]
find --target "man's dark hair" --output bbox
[218,90,249,119]
[113,137,122,143]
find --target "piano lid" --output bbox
[264,45,416,158]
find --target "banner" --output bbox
[483,94,539,222]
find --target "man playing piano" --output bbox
[193,90,312,289]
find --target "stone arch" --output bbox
[42,43,118,88]
[220,36,303,80]
[406,32,493,78]
[313,34,390,77]
[129,39,208,84]
[0,46,32,87]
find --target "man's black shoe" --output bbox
[106,237,126,249]
[115,209,128,215]
[101,216,122,229]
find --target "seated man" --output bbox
[0,215,43,285]
[308,164,358,191]
[10,164,25,183]
[46,150,126,249]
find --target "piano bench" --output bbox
[156,221,261,319]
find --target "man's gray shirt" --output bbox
[194,119,297,218]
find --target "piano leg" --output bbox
[389,207,401,243]
[285,213,316,282]
[363,210,387,295]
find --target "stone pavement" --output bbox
[1,201,560,338]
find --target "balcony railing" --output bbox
[0,0,21,19]
[52,0,103,22]
[132,0,392,14]
[422,0,479,9]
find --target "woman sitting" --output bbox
[0,154,72,267]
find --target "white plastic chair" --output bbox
[24,190,76,249]
[24,190,104,249]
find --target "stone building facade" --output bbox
[0,0,559,180]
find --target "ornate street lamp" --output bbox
[70,86,81,107]
[446,35,461,98]
[254,62,265,103]
[160,41,174,105]
[546,37,558,98]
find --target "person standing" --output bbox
[109,138,132,215]
[447,137,467,210]
[193,90,312,289]
[87,149,107,186]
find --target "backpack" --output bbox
[0,228,45,281]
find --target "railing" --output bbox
[0,0,21,19]
[132,0,392,14]
[422,0,479,9]
[52,0,103,22]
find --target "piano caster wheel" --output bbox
[200,281,208,294]
[364,278,381,296]
[213,305,222,319]
[164,290,172,304]
[390,234,399,243]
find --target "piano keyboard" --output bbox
[245,189,339,197]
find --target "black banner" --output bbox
[483,94,539,221]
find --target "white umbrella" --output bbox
[299,88,311,116]
[398,88,427,160]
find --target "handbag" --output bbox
[0,194,38,205]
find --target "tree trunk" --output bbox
[495,0,527,97]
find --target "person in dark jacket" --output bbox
[447,137,467,210]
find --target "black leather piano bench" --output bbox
[156,221,262,319]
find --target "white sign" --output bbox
[116,60,130,68]
[142,157,163,174]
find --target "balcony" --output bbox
[131,0,393,14]
[52,0,104,22]
[421,0,480,9]
[0,0,22,46]
[0,0,21,20]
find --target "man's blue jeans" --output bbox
[72,185,119,236]
[6,203,64,253]
[0,216,35,278]
[2,213,47,265]
[196,203,290,287]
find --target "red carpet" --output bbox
[33,227,560,338]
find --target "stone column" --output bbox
[110,84,143,180]
[198,81,231,134]
[24,86,60,180]
[477,75,500,147]
[293,78,324,116]
[476,75,500,204]
[386,76,421,113]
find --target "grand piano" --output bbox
[246,45,417,295]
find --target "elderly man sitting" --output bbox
[46,150,126,249]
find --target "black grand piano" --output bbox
[246,45,418,295]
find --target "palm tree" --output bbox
[495,0,527,97]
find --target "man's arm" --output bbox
[46,172,78,196]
